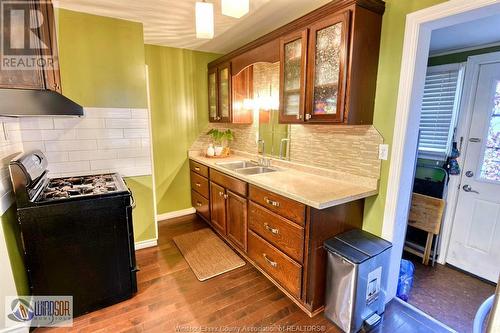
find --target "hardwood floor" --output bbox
[37,214,454,332]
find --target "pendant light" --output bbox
[221,0,249,18]
[195,1,214,39]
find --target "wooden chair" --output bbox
[405,193,446,266]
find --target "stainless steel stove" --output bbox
[9,150,138,319]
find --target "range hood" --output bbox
[0,88,83,117]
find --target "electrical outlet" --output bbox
[379,144,389,160]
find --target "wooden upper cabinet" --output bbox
[209,62,233,123]
[305,11,350,123]
[208,0,384,125]
[0,0,61,92]
[279,30,308,124]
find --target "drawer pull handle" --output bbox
[264,197,280,207]
[195,182,201,187]
[263,253,277,268]
[194,167,200,171]
[196,201,202,207]
[264,223,279,235]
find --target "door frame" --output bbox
[382,0,500,300]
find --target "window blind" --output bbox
[418,64,464,159]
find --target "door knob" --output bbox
[462,185,479,194]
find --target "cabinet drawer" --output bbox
[190,171,209,198]
[210,169,247,197]
[190,160,209,178]
[249,202,304,263]
[249,185,305,226]
[191,190,210,221]
[248,231,302,299]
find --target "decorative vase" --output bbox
[214,145,223,156]
[206,144,215,157]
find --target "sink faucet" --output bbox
[257,139,271,167]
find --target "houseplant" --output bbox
[206,129,234,156]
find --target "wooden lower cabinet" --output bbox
[226,191,247,251]
[248,230,302,298]
[190,160,364,316]
[210,182,227,233]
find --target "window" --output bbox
[479,80,500,182]
[418,63,465,159]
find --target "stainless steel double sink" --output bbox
[215,160,277,175]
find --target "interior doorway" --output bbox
[381,1,500,332]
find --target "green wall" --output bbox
[362,0,447,235]
[144,45,220,214]
[57,9,148,108]
[1,206,29,295]
[56,9,155,242]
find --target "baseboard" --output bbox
[156,207,196,221]
[0,324,29,333]
[134,238,158,250]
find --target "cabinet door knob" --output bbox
[264,197,280,207]
[196,202,202,207]
[219,191,224,197]
[195,182,201,187]
[263,253,277,268]
[264,223,279,235]
[305,113,312,120]
[296,114,302,120]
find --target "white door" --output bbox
[447,62,500,283]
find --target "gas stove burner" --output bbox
[39,173,125,202]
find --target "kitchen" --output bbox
[0,0,498,332]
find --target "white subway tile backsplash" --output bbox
[49,161,91,174]
[68,150,117,161]
[97,138,141,150]
[45,152,69,163]
[76,129,124,140]
[84,108,131,119]
[131,109,148,119]
[123,128,149,138]
[45,140,98,152]
[41,129,77,141]
[0,109,152,180]
[19,118,54,130]
[53,118,105,129]
[105,119,148,129]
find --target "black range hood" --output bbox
[0,88,83,117]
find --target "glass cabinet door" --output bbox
[218,63,231,122]
[279,30,307,123]
[208,68,218,121]
[306,12,350,122]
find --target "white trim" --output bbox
[134,238,158,250]
[382,0,500,300]
[157,207,196,221]
[144,65,159,242]
[0,324,29,333]
[429,40,500,57]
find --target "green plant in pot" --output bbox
[207,129,234,156]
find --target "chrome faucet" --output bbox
[257,139,271,167]
[279,138,289,160]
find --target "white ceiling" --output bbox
[53,0,332,54]
[430,14,500,54]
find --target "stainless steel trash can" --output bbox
[324,229,392,333]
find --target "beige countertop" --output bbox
[189,152,378,209]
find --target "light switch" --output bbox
[378,144,389,160]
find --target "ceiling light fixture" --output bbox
[221,0,249,18]
[195,1,214,39]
